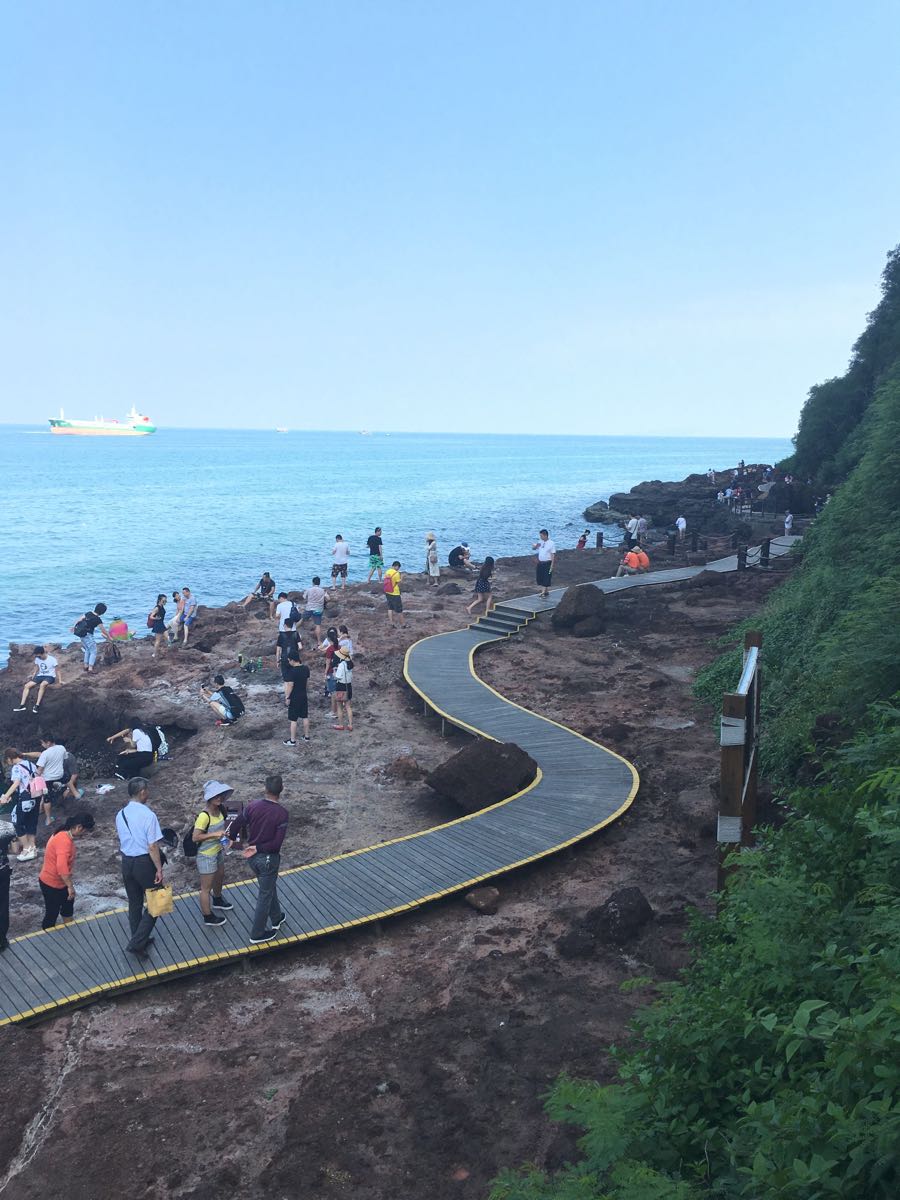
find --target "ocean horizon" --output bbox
[1,427,792,664]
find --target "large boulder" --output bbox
[583,499,630,524]
[582,886,653,945]
[551,585,606,633]
[425,741,537,814]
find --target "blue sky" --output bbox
[2,2,898,435]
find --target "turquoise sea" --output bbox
[0,428,792,663]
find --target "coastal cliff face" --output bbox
[585,467,813,537]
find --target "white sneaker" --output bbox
[17,848,37,861]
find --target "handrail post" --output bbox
[595,531,604,550]
[742,631,762,844]
[737,544,747,570]
[759,538,771,568]
[717,630,763,895]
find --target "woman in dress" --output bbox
[425,532,440,586]
[149,594,167,658]
[466,556,495,617]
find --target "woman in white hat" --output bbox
[192,781,235,927]
[425,533,440,585]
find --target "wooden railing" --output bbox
[717,630,762,891]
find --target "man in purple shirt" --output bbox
[230,774,289,944]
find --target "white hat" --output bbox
[203,780,233,803]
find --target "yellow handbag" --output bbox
[145,885,174,917]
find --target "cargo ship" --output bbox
[49,406,157,436]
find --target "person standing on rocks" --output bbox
[532,529,556,599]
[283,649,311,745]
[181,587,199,646]
[0,820,14,952]
[624,515,639,548]
[115,776,165,955]
[274,593,297,667]
[26,734,69,825]
[1,749,39,861]
[148,594,167,658]
[466,557,495,616]
[366,527,384,582]
[228,774,289,944]
[784,510,793,538]
[38,811,95,929]
[425,533,440,585]
[301,577,329,645]
[14,646,62,715]
[331,535,350,589]
[332,648,354,731]
[675,515,687,542]
[192,781,234,928]
[383,561,404,628]
[576,530,589,550]
[71,603,111,673]
[279,623,302,698]
[166,590,184,644]
[637,515,648,545]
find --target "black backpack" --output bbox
[288,602,301,625]
[73,614,92,637]
[146,726,163,753]
[219,686,245,719]
[182,811,206,858]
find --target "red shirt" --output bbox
[40,831,76,889]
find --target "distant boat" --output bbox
[49,406,156,436]
[359,430,371,436]
[276,427,289,433]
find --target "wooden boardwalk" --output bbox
[0,540,797,1025]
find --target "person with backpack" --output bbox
[1,748,40,860]
[321,627,340,718]
[187,780,235,928]
[202,674,245,725]
[13,646,62,715]
[24,734,69,825]
[274,593,299,667]
[279,624,302,698]
[283,648,311,745]
[148,594,167,658]
[332,647,354,731]
[71,603,111,673]
[38,811,95,929]
[107,727,155,778]
[383,561,404,628]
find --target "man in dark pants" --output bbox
[229,774,289,944]
[0,820,15,952]
[114,776,165,955]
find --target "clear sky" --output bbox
[2,1,898,436]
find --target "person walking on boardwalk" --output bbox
[0,820,14,951]
[466,557,495,616]
[192,781,234,928]
[115,776,165,955]
[148,594,167,658]
[38,812,95,930]
[228,774,289,945]
[13,646,62,715]
[366,527,384,582]
[332,647,354,731]
[283,649,311,745]
[180,587,199,646]
[383,561,404,627]
[425,533,440,585]
[532,529,556,599]
[331,534,350,589]
[71,603,111,673]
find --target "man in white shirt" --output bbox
[14,646,61,715]
[107,726,155,779]
[532,529,557,599]
[676,515,687,541]
[115,776,165,955]
[330,535,350,589]
[274,592,295,632]
[180,586,199,646]
[25,735,68,826]
[784,511,793,537]
[625,515,640,548]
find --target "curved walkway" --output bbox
[0,541,797,1025]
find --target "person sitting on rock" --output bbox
[13,646,61,715]
[241,572,276,617]
[448,542,471,569]
[614,548,642,577]
[201,674,244,725]
[635,546,650,572]
[108,616,130,640]
[107,727,155,779]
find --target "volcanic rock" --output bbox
[436,582,463,596]
[464,886,500,915]
[424,741,537,814]
[572,616,604,638]
[583,886,654,944]
[550,585,606,633]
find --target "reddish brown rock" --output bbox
[464,886,500,915]
[424,741,537,813]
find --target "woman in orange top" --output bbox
[38,812,95,930]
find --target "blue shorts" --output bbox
[197,850,223,874]
[303,610,323,623]
[32,675,56,685]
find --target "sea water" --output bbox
[0,427,791,663]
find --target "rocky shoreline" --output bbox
[0,465,800,1199]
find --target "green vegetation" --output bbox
[492,247,900,1199]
